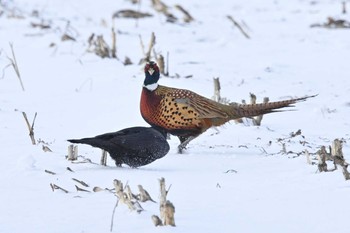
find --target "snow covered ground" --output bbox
[1,0,350,232]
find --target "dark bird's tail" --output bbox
[67,137,110,150]
[67,139,82,144]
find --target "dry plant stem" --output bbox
[227,15,250,39]
[42,145,52,152]
[110,199,119,232]
[67,145,78,161]
[113,179,143,212]
[161,201,176,226]
[139,34,146,56]
[145,32,156,62]
[253,96,269,126]
[157,54,165,75]
[87,33,95,49]
[174,4,194,23]
[111,26,117,58]
[331,139,343,159]
[159,177,167,207]
[61,34,75,41]
[139,32,156,64]
[22,112,37,145]
[305,149,312,165]
[212,77,221,102]
[331,139,350,180]
[317,146,331,172]
[45,170,56,175]
[341,166,350,180]
[93,186,105,192]
[158,177,175,226]
[135,0,141,27]
[113,179,124,195]
[316,139,349,180]
[8,43,25,91]
[280,143,287,154]
[138,185,156,202]
[100,150,107,166]
[152,0,168,13]
[250,93,256,104]
[75,185,90,192]
[151,0,177,22]
[123,56,133,65]
[72,178,89,187]
[50,183,69,193]
[342,1,347,14]
[152,215,163,226]
[166,51,169,76]
[96,35,110,58]
[126,185,136,200]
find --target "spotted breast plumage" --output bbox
[140,61,316,153]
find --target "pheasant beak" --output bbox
[148,67,155,75]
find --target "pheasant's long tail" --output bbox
[229,95,317,119]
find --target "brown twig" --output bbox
[44,170,56,175]
[146,32,156,62]
[174,5,194,23]
[8,43,25,91]
[157,54,165,75]
[166,51,169,76]
[72,178,89,187]
[111,26,117,58]
[50,183,69,193]
[151,0,177,23]
[227,15,250,39]
[112,10,152,19]
[22,112,37,145]
[137,185,156,202]
[75,185,90,192]
[139,32,156,64]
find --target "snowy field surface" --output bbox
[1,0,350,232]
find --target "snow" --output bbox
[1,0,350,232]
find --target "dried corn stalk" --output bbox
[152,177,175,227]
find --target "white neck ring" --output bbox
[143,83,158,91]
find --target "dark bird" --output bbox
[67,126,170,168]
[140,61,316,153]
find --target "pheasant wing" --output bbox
[157,85,228,119]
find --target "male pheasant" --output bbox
[68,126,170,168]
[140,61,315,153]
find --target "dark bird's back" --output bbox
[68,126,170,168]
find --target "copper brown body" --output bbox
[140,61,315,152]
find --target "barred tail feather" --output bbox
[229,95,317,119]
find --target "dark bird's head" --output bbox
[143,61,160,91]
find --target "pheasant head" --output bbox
[143,61,160,91]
